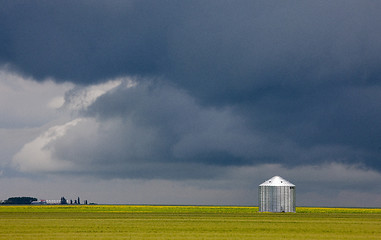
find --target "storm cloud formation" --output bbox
[2,0,381,180]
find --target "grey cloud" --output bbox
[27,81,261,179]
[0,70,72,128]
[241,84,381,170]
[2,1,380,91]
[0,0,180,81]
[12,80,376,180]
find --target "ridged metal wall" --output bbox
[258,186,295,212]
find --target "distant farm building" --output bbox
[32,199,60,205]
[30,197,88,205]
[258,176,295,212]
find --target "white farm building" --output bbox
[258,176,295,212]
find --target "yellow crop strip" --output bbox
[0,205,380,239]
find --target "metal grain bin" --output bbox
[258,176,295,212]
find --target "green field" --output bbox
[0,205,380,239]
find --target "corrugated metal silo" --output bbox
[258,176,295,212]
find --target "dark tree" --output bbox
[60,197,67,204]
[3,197,37,204]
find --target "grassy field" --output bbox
[0,205,380,239]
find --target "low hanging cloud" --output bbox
[12,119,82,172]
[11,79,379,180]
[13,80,262,178]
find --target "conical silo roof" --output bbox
[259,176,295,187]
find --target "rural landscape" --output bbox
[0,205,380,239]
[1,1,381,239]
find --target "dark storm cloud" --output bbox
[26,80,373,179]
[3,1,381,173]
[46,81,265,179]
[2,1,381,99]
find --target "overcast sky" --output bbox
[1,0,381,207]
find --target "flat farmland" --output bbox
[0,205,380,240]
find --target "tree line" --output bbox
[1,197,37,204]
